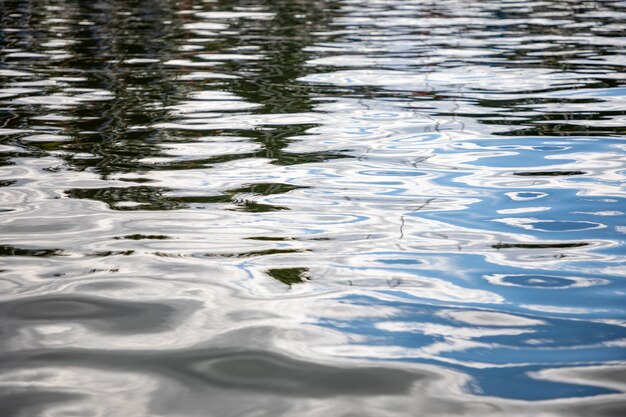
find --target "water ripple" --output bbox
[0,0,625,415]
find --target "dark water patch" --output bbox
[492,242,589,250]
[167,183,305,211]
[0,245,66,257]
[206,249,308,258]
[267,268,310,286]
[0,295,198,335]
[87,267,119,274]
[513,171,586,176]
[154,252,187,258]
[84,250,135,257]
[245,236,293,241]
[166,195,291,212]
[118,177,155,184]
[229,183,306,195]
[115,234,171,240]
[65,187,186,211]
[168,195,231,204]
[271,150,349,166]
[229,200,290,212]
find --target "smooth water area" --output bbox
[1,0,625,415]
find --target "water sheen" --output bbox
[1,0,625,415]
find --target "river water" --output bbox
[1,0,625,416]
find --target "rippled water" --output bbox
[1,0,625,415]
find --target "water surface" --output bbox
[1,0,625,416]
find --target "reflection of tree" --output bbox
[267,267,310,286]
[1,0,346,210]
[224,0,343,163]
[1,0,187,175]
[228,0,331,113]
[4,0,621,213]
[66,182,306,211]
[56,0,186,177]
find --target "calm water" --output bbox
[1,0,625,415]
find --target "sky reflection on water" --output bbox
[0,0,625,416]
